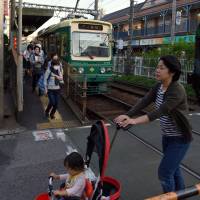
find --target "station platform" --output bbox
[1,79,200,200]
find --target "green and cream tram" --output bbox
[37,18,113,94]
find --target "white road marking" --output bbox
[56,131,66,142]
[66,145,78,155]
[189,113,200,116]
[32,130,53,141]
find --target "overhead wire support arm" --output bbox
[15,2,98,16]
[74,0,80,13]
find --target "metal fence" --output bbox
[113,56,194,84]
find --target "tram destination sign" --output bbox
[78,24,103,31]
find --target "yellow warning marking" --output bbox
[40,95,63,121]
[37,120,79,130]
[37,121,66,130]
[37,95,64,129]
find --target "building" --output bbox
[103,0,200,49]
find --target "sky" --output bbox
[24,0,145,14]
[24,0,145,39]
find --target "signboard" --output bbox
[163,35,195,44]
[140,38,163,45]
[131,40,140,46]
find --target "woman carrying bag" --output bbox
[44,59,63,119]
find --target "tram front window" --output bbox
[72,32,110,57]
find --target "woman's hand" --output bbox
[119,118,136,127]
[114,115,129,124]
[44,88,48,96]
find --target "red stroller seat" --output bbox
[85,120,121,200]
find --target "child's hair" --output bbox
[64,152,84,171]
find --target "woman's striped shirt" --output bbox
[155,86,182,137]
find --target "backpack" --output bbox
[37,71,51,95]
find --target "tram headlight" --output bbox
[78,67,84,74]
[100,67,106,74]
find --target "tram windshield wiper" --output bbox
[85,51,94,59]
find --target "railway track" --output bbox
[111,80,198,108]
[85,91,200,182]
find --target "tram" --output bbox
[37,18,113,94]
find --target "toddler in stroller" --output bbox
[50,152,86,200]
[35,120,121,200]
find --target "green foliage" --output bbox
[137,41,194,64]
[114,74,196,97]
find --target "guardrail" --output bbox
[113,56,194,84]
[145,183,200,200]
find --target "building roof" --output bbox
[102,0,200,24]
[102,2,145,23]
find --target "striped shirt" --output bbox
[155,86,182,137]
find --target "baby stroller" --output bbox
[35,120,121,200]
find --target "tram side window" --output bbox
[49,34,56,53]
[55,33,61,55]
[61,34,68,57]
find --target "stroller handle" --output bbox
[116,123,132,131]
[48,176,54,197]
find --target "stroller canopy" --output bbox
[86,120,121,200]
[86,120,110,177]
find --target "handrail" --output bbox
[145,183,200,200]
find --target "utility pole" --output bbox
[0,0,4,124]
[94,0,99,20]
[17,0,23,112]
[10,0,15,49]
[129,0,134,43]
[125,0,134,74]
[171,0,176,44]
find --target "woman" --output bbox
[23,44,33,72]
[44,59,63,119]
[114,55,192,193]
[30,45,44,94]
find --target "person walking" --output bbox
[114,55,192,193]
[23,44,33,75]
[30,45,44,94]
[44,59,63,119]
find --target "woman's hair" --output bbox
[34,45,40,51]
[159,55,181,81]
[51,59,60,66]
[64,152,84,171]
[51,53,58,59]
[27,44,33,50]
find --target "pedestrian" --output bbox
[44,58,63,119]
[47,53,63,73]
[49,152,86,200]
[23,44,33,77]
[114,55,192,193]
[30,45,44,94]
